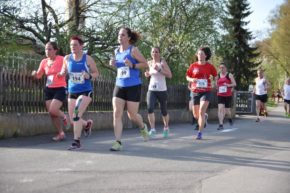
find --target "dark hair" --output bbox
[200,46,211,61]
[70,35,84,45]
[46,41,58,50]
[122,27,141,45]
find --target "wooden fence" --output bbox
[0,66,189,113]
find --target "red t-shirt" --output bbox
[217,73,232,96]
[186,62,217,93]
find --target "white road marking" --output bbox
[220,128,239,132]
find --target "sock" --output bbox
[164,127,169,130]
[74,139,80,144]
[116,140,122,145]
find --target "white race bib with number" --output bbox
[219,86,227,93]
[46,75,54,86]
[117,66,130,78]
[150,82,159,90]
[70,72,85,84]
[196,79,207,88]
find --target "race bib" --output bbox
[150,82,159,90]
[117,67,130,78]
[196,79,207,88]
[46,75,54,86]
[219,86,227,93]
[70,72,85,84]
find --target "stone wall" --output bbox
[0,108,229,139]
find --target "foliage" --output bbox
[257,0,290,90]
[217,0,260,90]
[1,0,226,83]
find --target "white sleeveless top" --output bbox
[255,78,267,95]
[283,84,290,100]
[148,60,167,91]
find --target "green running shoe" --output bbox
[163,129,169,138]
[140,123,149,141]
[110,141,122,151]
[149,129,156,138]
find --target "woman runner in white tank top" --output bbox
[144,47,172,138]
[282,78,290,116]
[254,69,270,122]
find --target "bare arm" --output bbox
[31,61,45,79]
[228,73,237,87]
[85,55,99,80]
[159,60,172,79]
[186,76,196,83]
[130,47,148,69]
[253,78,257,93]
[58,55,68,77]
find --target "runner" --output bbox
[59,35,99,150]
[282,77,290,117]
[253,69,270,122]
[31,41,68,141]
[186,46,217,140]
[109,27,149,151]
[216,63,236,130]
[144,47,172,138]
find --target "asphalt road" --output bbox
[1,104,290,193]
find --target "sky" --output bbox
[247,0,285,40]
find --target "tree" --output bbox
[126,0,226,83]
[255,0,290,91]
[218,0,260,90]
[0,0,226,82]
[269,0,290,77]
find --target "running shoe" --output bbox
[68,142,81,150]
[217,125,224,130]
[163,129,169,138]
[110,141,122,151]
[196,132,202,140]
[83,119,93,137]
[194,124,199,131]
[52,132,65,142]
[140,123,149,141]
[256,118,260,122]
[149,129,157,138]
[204,113,208,128]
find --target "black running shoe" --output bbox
[68,142,81,150]
[217,125,224,130]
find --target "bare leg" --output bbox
[198,100,209,132]
[127,101,144,129]
[218,104,225,125]
[46,99,65,134]
[68,96,92,140]
[148,113,155,129]
[112,97,126,141]
[162,114,169,128]
[255,100,261,121]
